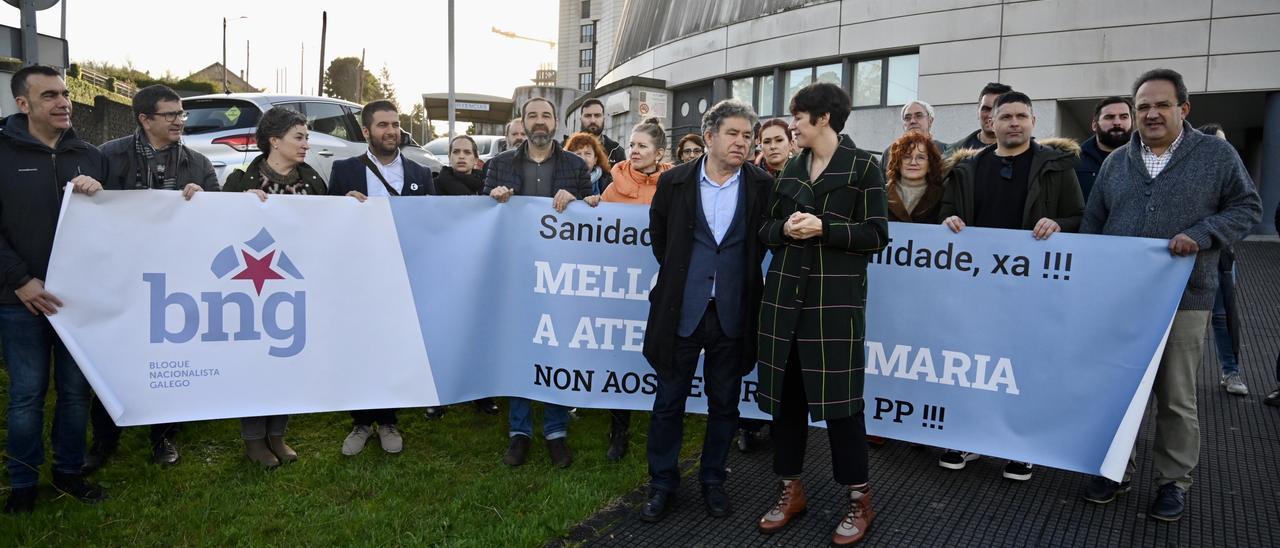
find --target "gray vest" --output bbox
[678,177,749,338]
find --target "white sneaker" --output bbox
[1221,372,1249,396]
[377,424,404,454]
[342,425,374,456]
[939,450,980,470]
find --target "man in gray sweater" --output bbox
[1079,68,1261,522]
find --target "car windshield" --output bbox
[183,100,262,135]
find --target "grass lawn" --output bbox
[0,368,706,546]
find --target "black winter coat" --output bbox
[642,158,773,377]
[0,115,107,304]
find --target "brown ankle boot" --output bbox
[245,438,280,468]
[758,479,807,534]
[831,486,875,546]
[268,435,298,463]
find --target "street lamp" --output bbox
[222,16,248,94]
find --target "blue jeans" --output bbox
[1212,269,1239,375]
[0,305,91,488]
[508,398,569,440]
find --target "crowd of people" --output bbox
[0,62,1276,545]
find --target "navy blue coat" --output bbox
[328,153,436,197]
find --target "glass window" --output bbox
[759,74,775,117]
[182,99,261,135]
[579,49,593,68]
[580,23,594,43]
[578,72,593,91]
[887,54,919,106]
[816,63,842,86]
[581,0,590,18]
[785,68,812,106]
[731,77,753,106]
[853,60,882,107]
[304,102,354,141]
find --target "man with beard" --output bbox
[950,82,1012,152]
[578,98,625,170]
[485,96,592,469]
[329,100,436,456]
[1075,96,1133,200]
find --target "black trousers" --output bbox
[351,408,398,426]
[90,395,176,447]
[771,341,869,486]
[646,302,743,492]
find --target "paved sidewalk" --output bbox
[556,240,1280,547]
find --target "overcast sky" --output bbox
[2,0,559,105]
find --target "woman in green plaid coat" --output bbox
[753,83,888,546]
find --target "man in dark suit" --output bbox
[329,100,436,202]
[640,99,772,522]
[328,100,435,457]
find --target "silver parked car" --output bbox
[424,134,505,168]
[182,93,442,186]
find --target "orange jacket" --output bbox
[602,160,672,205]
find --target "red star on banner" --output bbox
[232,250,283,295]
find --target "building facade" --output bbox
[570,0,1279,233]
[556,0,625,92]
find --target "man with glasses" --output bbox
[938,90,1085,482]
[90,84,219,471]
[1080,68,1261,522]
[882,100,947,173]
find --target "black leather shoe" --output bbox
[423,406,447,420]
[1082,476,1130,504]
[1148,483,1186,522]
[702,484,731,518]
[82,439,118,474]
[502,435,531,467]
[51,473,107,504]
[1265,386,1280,407]
[640,490,674,523]
[3,486,36,514]
[152,438,180,466]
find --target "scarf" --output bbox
[132,129,180,190]
[258,160,308,195]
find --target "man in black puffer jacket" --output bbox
[0,65,109,515]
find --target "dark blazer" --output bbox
[756,135,889,421]
[643,157,773,378]
[328,152,436,196]
[482,140,592,199]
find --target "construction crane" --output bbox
[492,27,556,49]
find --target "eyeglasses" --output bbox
[680,147,703,155]
[999,156,1014,180]
[149,110,188,122]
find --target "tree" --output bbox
[378,65,397,107]
[322,57,383,103]
[399,103,435,144]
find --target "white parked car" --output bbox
[182,93,442,186]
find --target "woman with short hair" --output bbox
[754,83,888,546]
[222,106,325,467]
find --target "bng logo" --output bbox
[145,228,307,357]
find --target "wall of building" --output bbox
[556,0,624,92]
